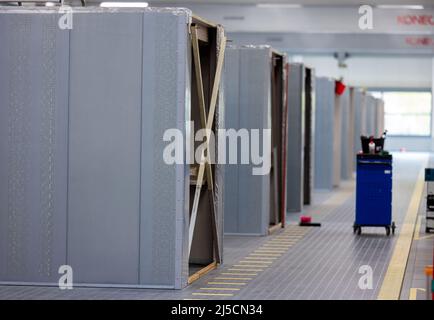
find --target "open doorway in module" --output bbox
[188,16,226,283]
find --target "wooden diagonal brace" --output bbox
[188,33,227,263]
[191,26,213,190]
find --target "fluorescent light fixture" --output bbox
[257,3,302,9]
[376,5,424,10]
[100,2,149,8]
[45,2,56,6]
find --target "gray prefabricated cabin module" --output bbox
[375,98,385,137]
[340,87,354,180]
[224,46,286,236]
[365,94,377,136]
[0,7,226,289]
[352,88,367,157]
[286,63,315,212]
[314,77,340,190]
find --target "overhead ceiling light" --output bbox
[376,5,424,10]
[257,4,302,9]
[45,2,56,6]
[100,2,149,8]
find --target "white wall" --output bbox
[293,55,432,89]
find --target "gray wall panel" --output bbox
[67,13,142,284]
[365,95,376,136]
[224,47,271,236]
[238,48,271,235]
[340,89,352,180]
[0,13,69,283]
[223,49,241,234]
[353,90,366,157]
[139,12,188,288]
[333,93,342,187]
[376,99,385,137]
[314,78,335,190]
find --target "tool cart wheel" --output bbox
[357,227,362,235]
[391,222,396,235]
[386,226,390,236]
[353,225,357,234]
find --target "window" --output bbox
[382,91,432,136]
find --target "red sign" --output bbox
[397,15,434,26]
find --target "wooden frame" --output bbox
[269,50,286,233]
[188,17,226,278]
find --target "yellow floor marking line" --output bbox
[200,287,240,291]
[233,264,269,268]
[409,288,425,300]
[215,277,253,280]
[244,256,277,260]
[277,232,303,235]
[208,282,246,285]
[250,253,281,257]
[228,268,264,272]
[237,263,271,267]
[253,252,285,255]
[265,243,293,247]
[256,246,288,250]
[378,160,428,300]
[265,240,294,243]
[272,235,299,238]
[414,216,422,240]
[192,293,234,297]
[261,246,291,250]
[238,260,272,264]
[221,272,257,276]
[229,266,265,270]
[266,240,293,244]
[255,248,286,253]
[262,241,297,248]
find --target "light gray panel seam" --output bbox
[39,14,56,278]
[65,19,71,267]
[138,12,144,285]
[236,50,241,234]
[174,15,187,289]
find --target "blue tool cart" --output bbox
[354,154,395,236]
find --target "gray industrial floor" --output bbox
[0,152,432,300]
